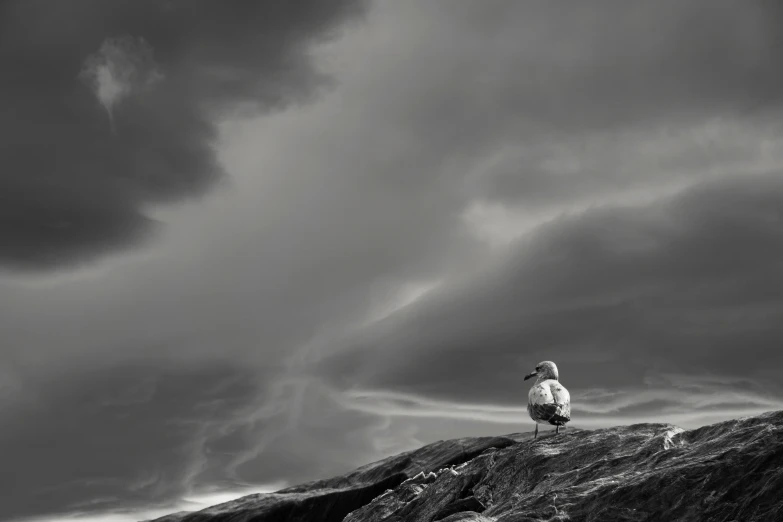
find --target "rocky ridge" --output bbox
[149,410,783,522]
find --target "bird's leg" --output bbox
[556,425,560,435]
[534,424,538,439]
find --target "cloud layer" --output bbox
[328,174,783,399]
[3,1,783,520]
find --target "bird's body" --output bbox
[524,361,570,438]
[527,379,571,426]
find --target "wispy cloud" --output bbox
[366,279,442,323]
[79,36,163,133]
[340,382,783,432]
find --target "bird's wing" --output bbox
[528,382,559,424]
[529,402,561,424]
[546,381,571,424]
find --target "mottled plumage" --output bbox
[525,361,571,438]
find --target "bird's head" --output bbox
[524,361,559,383]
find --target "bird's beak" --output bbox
[524,371,537,381]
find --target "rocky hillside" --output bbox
[149,410,783,522]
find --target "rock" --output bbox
[438,514,494,522]
[433,496,485,520]
[148,436,516,522]
[149,410,783,522]
[141,512,191,522]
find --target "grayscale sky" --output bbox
[3,1,783,520]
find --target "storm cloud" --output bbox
[3,1,783,521]
[0,0,365,270]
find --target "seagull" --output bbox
[525,360,571,439]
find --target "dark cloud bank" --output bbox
[0,0,365,270]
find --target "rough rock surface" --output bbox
[142,513,191,522]
[150,410,783,522]
[152,436,519,522]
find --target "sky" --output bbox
[2,0,783,520]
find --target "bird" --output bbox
[525,360,571,439]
